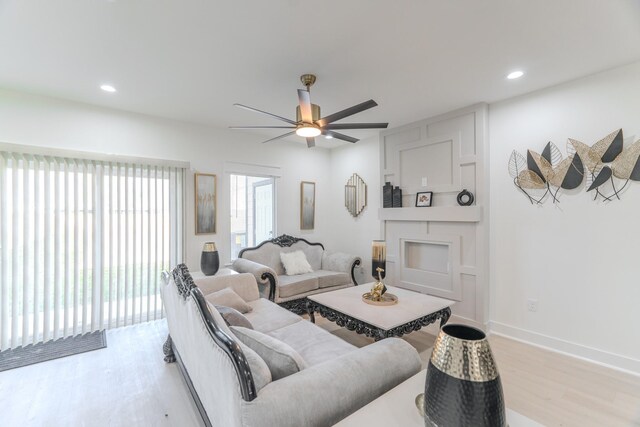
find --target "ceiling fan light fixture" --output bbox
[296,125,321,138]
[231,74,387,146]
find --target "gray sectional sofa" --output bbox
[161,264,421,427]
[232,234,361,314]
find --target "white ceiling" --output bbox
[1,0,640,148]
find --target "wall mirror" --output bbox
[345,173,367,217]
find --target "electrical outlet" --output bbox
[527,299,538,312]
[421,177,428,187]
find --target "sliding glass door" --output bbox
[0,150,185,351]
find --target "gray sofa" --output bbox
[161,264,421,427]
[232,234,361,314]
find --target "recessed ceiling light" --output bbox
[507,71,524,80]
[324,135,333,139]
[100,84,116,93]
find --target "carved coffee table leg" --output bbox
[440,307,452,327]
[163,334,176,363]
[306,300,316,324]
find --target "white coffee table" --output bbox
[306,285,453,341]
[334,369,544,427]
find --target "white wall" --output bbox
[489,61,640,374]
[327,136,380,284]
[0,88,333,270]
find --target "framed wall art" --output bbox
[300,181,315,230]
[195,173,217,234]
[415,191,433,207]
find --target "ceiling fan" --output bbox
[230,74,388,148]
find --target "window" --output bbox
[229,174,275,259]
[0,148,185,350]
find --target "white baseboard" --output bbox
[449,314,486,330]
[488,321,640,377]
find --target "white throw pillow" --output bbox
[280,250,313,276]
[231,326,307,380]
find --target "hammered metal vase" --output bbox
[424,324,506,427]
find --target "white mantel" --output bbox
[378,206,482,222]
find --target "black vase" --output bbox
[392,186,402,207]
[383,182,393,208]
[201,242,220,276]
[424,324,506,427]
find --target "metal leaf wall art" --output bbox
[509,129,640,204]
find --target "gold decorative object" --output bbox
[361,265,397,305]
[370,267,386,300]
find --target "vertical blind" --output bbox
[0,149,185,351]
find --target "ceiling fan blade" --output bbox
[234,103,297,125]
[323,123,388,130]
[297,89,313,123]
[316,100,378,127]
[230,126,296,129]
[306,137,316,148]
[261,131,296,144]
[322,130,359,143]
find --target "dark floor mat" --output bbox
[0,331,107,372]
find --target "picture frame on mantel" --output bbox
[415,191,433,207]
[300,181,315,230]
[195,173,216,234]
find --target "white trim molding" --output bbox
[488,321,640,377]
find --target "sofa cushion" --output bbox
[277,274,319,299]
[214,304,254,329]
[266,320,356,367]
[205,301,271,391]
[313,270,351,289]
[280,250,313,275]
[205,288,253,314]
[244,298,303,333]
[231,326,307,380]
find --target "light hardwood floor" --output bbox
[1,318,638,427]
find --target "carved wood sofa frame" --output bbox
[163,265,256,427]
[237,234,361,315]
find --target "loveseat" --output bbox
[161,264,421,427]
[232,234,361,314]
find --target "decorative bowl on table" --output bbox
[361,292,398,306]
